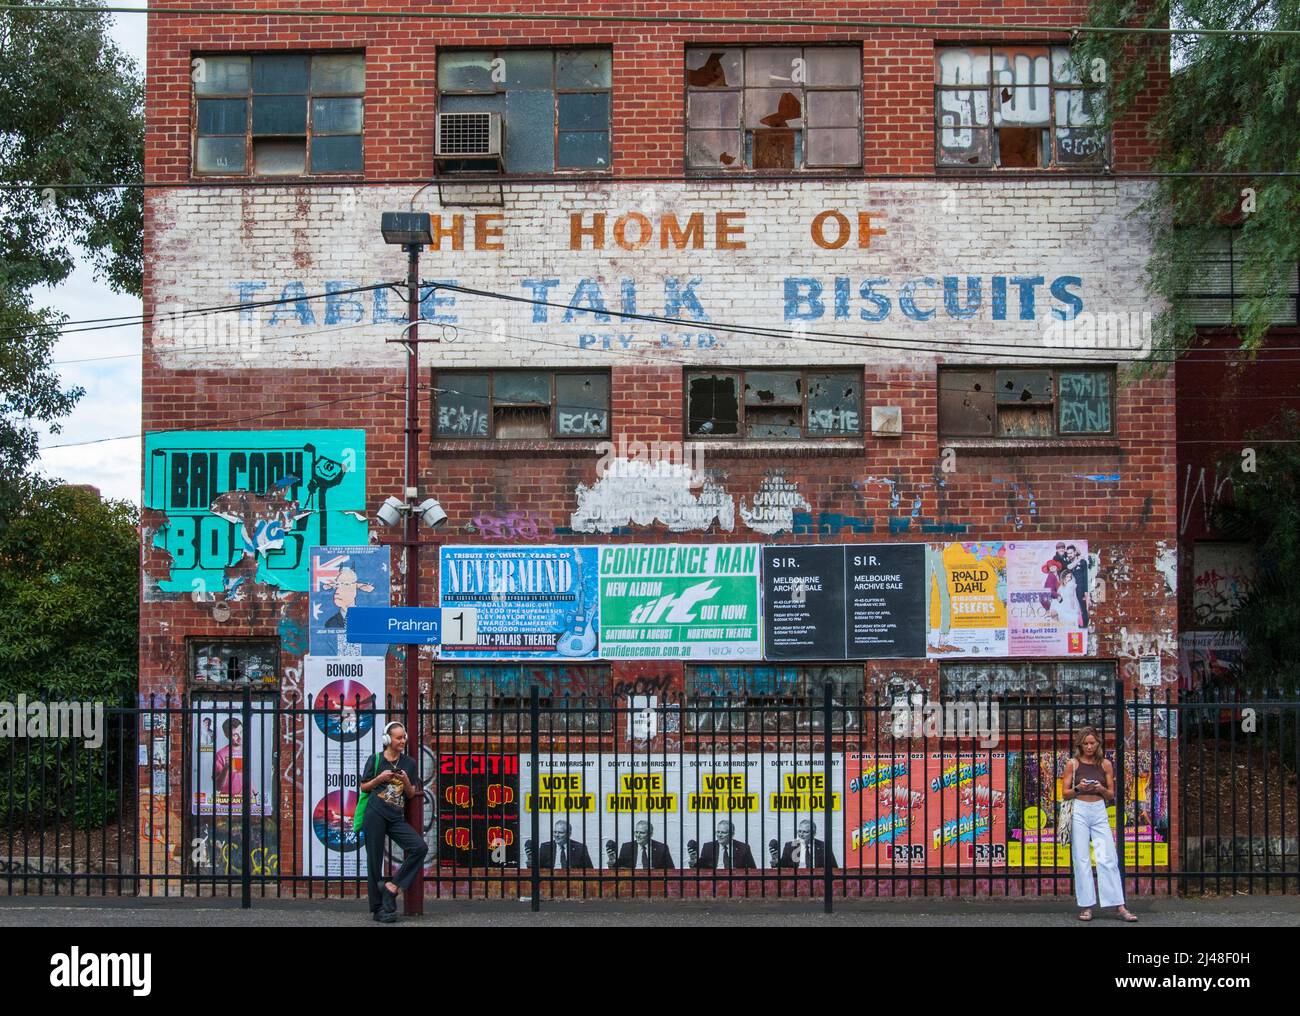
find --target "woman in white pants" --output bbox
[1064,727,1138,922]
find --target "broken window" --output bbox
[940,660,1117,731]
[685,664,860,734]
[437,49,612,173]
[189,639,279,686]
[687,369,861,439]
[435,370,610,439]
[1179,227,1300,326]
[939,366,1115,437]
[434,665,613,733]
[685,46,862,171]
[935,46,1106,170]
[194,53,364,176]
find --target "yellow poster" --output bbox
[927,542,1008,657]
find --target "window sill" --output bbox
[430,170,614,183]
[939,437,1120,455]
[429,439,606,457]
[190,174,366,183]
[687,439,865,457]
[934,166,1110,176]
[685,168,863,179]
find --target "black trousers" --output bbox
[363,807,428,912]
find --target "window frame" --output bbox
[933,44,1108,172]
[939,659,1119,734]
[937,364,1118,439]
[187,637,281,688]
[684,44,864,175]
[683,663,861,736]
[434,663,614,735]
[684,367,865,441]
[1179,227,1300,326]
[435,47,614,176]
[434,369,613,441]
[191,51,366,179]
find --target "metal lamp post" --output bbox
[380,210,433,915]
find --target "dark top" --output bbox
[1073,760,1107,794]
[360,752,419,821]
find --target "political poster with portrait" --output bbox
[599,544,762,660]
[681,755,765,872]
[518,755,684,870]
[302,656,383,876]
[309,545,391,657]
[926,542,1008,657]
[439,546,599,660]
[761,754,844,870]
[1006,540,1091,656]
[517,755,603,872]
[191,697,275,817]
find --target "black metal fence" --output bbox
[3,684,1296,907]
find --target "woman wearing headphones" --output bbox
[358,721,427,923]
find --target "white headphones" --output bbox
[382,721,404,748]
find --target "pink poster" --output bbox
[1006,540,1090,656]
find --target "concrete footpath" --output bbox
[1,894,1298,927]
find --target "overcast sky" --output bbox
[31,3,147,503]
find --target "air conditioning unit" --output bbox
[435,112,503,158]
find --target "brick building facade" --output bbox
[140,1,1178,885]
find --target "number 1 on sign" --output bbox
[442,607,477,645]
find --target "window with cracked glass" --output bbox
[686,368,862,439]
[685,46,862,171]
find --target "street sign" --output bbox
[345,607,441,645]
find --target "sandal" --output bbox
[1077,909,1093,921]
[1117,907,1138,923]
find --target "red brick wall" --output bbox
[139,1,1177,887]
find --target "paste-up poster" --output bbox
[310,545,391,657]
[599,544,761,660]
[143,429,367,594]
[926,543,1008,657]
[845,751,1007,868]
[439,546,600,660]
[302,656,383,876]
[1006,540,1090,656]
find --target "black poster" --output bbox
[763,545,926,660]
[763,546,846,659]
[845,543,927,659]
[435,753,520,868]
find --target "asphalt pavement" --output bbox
[1,894,1297,927]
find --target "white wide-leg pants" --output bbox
[1071,798,1125,908]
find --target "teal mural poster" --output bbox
[144,430,367,594]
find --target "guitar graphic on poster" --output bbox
[556,549,597,658]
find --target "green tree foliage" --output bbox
[1076,1,1300,365]
[0,0,143,515]
[0,479,138,826]
[1211,411,1300,693]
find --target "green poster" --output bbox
[144,429,367,595]
[598,544,762,660]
